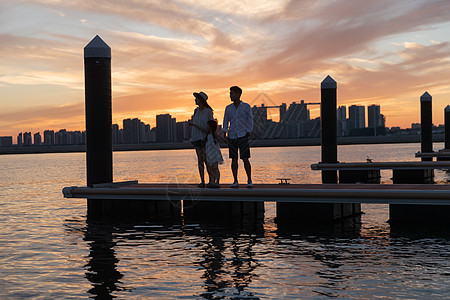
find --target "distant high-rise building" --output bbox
[156,114,176,142]
[337,106,348,137]
[279,103,287,122]
[0,136,13,147]
[23,132,32,146]
[176,121,191,142]
[69,131,83,145]
[380,114,386,127]
[282,100,309,123]
[123,118,142,144]
[252,104,268,139]
[139,123,153,143]
[348,105,365,130]
[112,124,120,144]
[367,105,381,128]
[337,106,346,121]
[17,132,23,146]
[44,130,55,145]
[33,132,41,145]
[55,129,69,145]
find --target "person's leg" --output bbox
[238,136,252,184]
[216,164,220,184]
[228,139,239,185]
[195,148,206,185]
[212,163,219,184]
[231,158,238,183]
[242,158,252,183]
[206,163,213,184]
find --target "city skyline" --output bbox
[5,101,444,146]
[1,1,450,138]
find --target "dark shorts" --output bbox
[229,136,250,159]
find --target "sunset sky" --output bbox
[1,0,450,140]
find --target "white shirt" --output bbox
[191,107,213,142]
[222,101,253,139]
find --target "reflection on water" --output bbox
[2,143,450,299]
[64,209,450,299]
[64,213,450,299]
[84,223,124,299]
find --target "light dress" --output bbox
[205,134,223,165]
[190,108,213,143]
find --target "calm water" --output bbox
[1,143,450,299]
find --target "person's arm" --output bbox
[222,107,229,138]
[192,123,208,133]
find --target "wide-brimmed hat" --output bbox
[193,91,208,102]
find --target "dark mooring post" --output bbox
[420,92,433,161]
[84,35,113,186]
[84,35,112,221]
[393,92,434,183]
[390,92,438,224]
[277,76,355,226]
[321,75,338,183]
[445,106,450,150]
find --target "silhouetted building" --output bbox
[263,120,287,139]
[252,104,268,139]
[23,132,32,146]
[368,105,381,128]
[141,124,153,143]
[301,118,320,138]
[17,132,23,146]
[282,101,309,123]
[279,103,287,122]
[337,106,348,136]
[123,118,142,144]
[367,105,386,136]
[55,129,69,145]
[0,136,13,147]
[348,105,365,130]
[176,121,191,142]
[257,101,316,139]
[112,124,120,144]
[33,132,41,145]
[411,123,421,130]
[156,114,176,142]
[44,130,55,145]
[69,131,84,145]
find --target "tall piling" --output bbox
[84,35,113,220]
[277,76,360,225]
[390,92,437,224]
[320,75,338,183]
[84,35,113,186]
[420,92,433,161]
[445,106,450,150]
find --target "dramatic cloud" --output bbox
[1,0,450,138]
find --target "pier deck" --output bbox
[63,182,450,206]
[415,151,450,158]
[310,161,450,170]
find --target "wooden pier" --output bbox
[63,182,450,225]
[415,151,450,159]
[65,39,450,226]
[63,182,450,206]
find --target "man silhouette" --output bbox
[222,86,253,188]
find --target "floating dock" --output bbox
[63,182,450,206]
[311,161,450,170]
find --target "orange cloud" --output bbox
[1,0,450,138]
